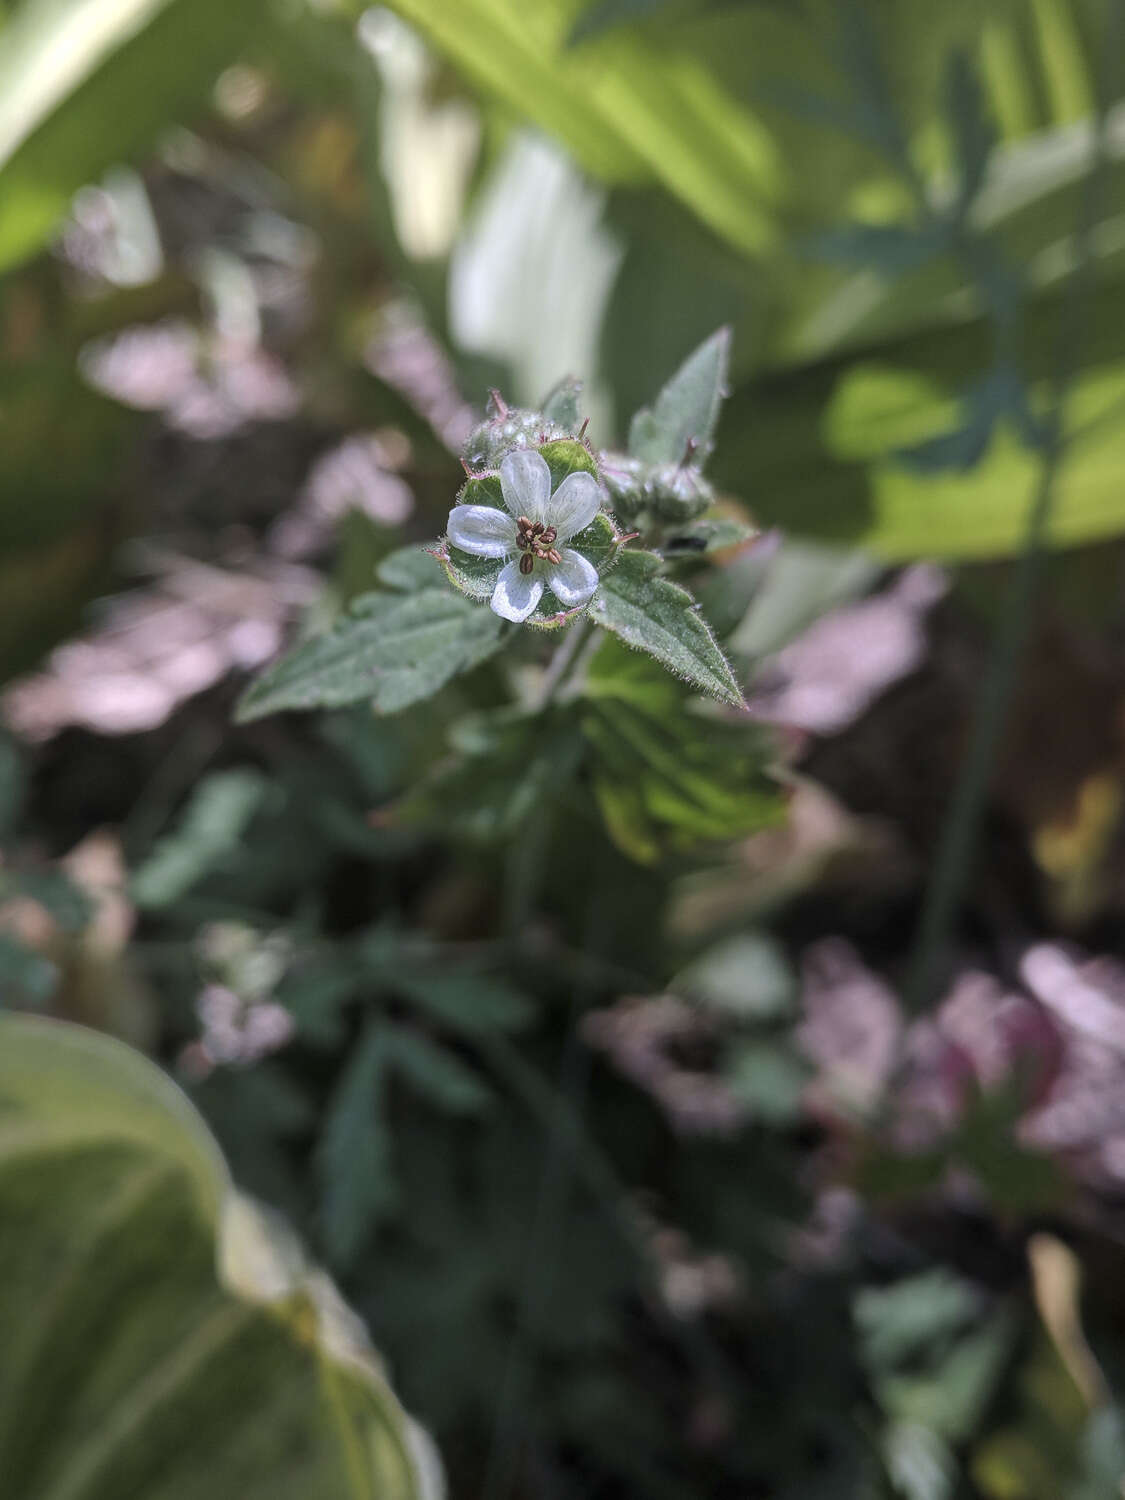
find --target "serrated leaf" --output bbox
[237,589,504,722]
[627,327,730,468]
[582,638,782,862]
[590,549,743,706]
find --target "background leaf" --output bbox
[0,1013,438,1500]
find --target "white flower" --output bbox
[446,449,602,623]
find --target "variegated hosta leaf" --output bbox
[0,1013,442,1500]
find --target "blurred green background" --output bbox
[6,1,1125,1497]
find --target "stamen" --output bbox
[546,548,561,565]
[519,553,535,575]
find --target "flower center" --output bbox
[515,516,562,575]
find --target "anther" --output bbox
[546,548,561,565]
[519,553,535,575]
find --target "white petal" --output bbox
[548,548,598,607]
[500,448,551,522]
[548,471,601,540]
[491,560,544,622]
[447,504,517,558]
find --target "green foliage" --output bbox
[0,1013,439,1499]
[132,770,270,909]
[590,549,744,706]
[383,0,778,256]
[237,587,505,721]
[0,0,269,272]
[582,637,781,861]
[627,324,729,468]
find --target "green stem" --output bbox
[534,615,595,709]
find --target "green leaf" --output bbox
[237,588,505,722]
[590,549,743,706]
[540,376,585,430]
[131,770,269,909]
[821,359,1125,559]
[0,731,24,841]
[662,515,758,558]
[628,326,730,467]
[0,0,268,272]
[0,932,57,1007]
[0,1013,438,1499]
[376,546,449,594]
[400,706,584,842]
[393,974,536,1035]
[382,0,777,256]
[384,1028,493,1116]
[582,638,782,862]
[317,1025,397,1267]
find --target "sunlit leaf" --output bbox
[383,0,778,256]
[0,1013,439,1499]
[0,0,268,271]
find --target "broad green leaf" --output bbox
[237,589,505,722]
[383,0,778,256]
[628,326,730,467]
[590,549,743,706]
[131,770,268,909]
[582,638,782,862]
[0,1013,439,1499]
[0,0,268,272]
[822,359,1125,560]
